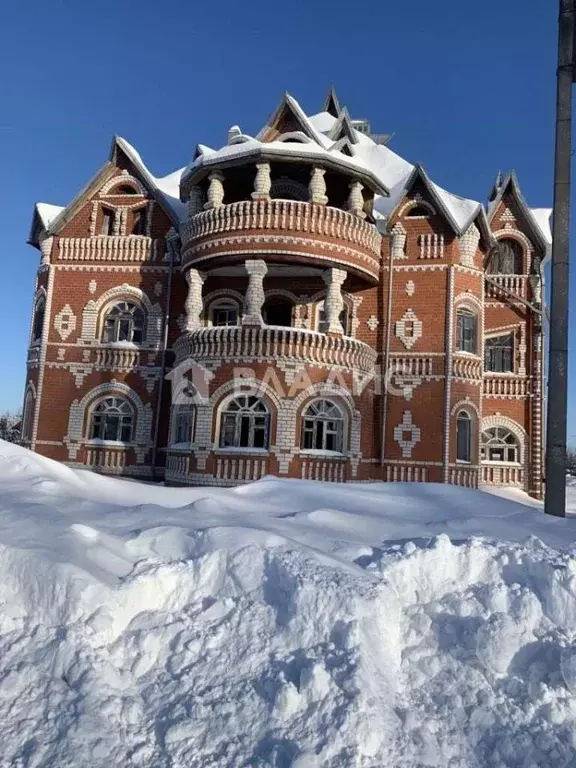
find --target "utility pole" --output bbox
[545,0,574,516]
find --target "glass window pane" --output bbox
[103,415,120,441]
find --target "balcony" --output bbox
[484,275,528,301]
[57,236,161,263]
[180,200,382,281]
[173,325,377,374]
[483,375,530,397]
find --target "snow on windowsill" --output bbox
[168,443,192,451]
[298,450,346,459]
[482,460,522,468]
[215,447,269,455]
[85,440,132,448]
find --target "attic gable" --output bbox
[322,86,343,118]
[487,172,548,253]
[328,108,359,146]
[257,93,324,145]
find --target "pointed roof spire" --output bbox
[488,170,504,203]
[323,86,342,118]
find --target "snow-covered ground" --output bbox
[2,441,576,767]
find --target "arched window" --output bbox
[102,301,145,343]
[263,297,293,327]
[210,299,239,327]
[22,391,35,441]
[89,397,133,442]
[481,427,520,463]
[301,399,344,452]
[456,308,477,354]
[132,208,147,235]
[485,333,514,372]
[487,239,523,275]
[116,184,138,195]
[171,405,195,445]
[219,395,269,449]
[270,178,308,202]
[456,411,472,463]
[318,305,349,335]
[32,296,45,342]
[406,205,431,218]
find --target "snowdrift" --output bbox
[1,441,576,767]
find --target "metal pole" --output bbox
[545,0,574,516]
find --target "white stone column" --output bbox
[242,260,268,325]
[347,180,366,218]
[309,166,328,205]
[204,171,225,210]
[39,235,53,265]
[251,163,272,200]
[322,268,347,334]
[391,223,407,260]
[187,185,204,217]
[184,268,205,331]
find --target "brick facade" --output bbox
[22,92,550,497]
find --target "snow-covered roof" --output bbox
[32,90,553,248]
[36,203,65,230]
[530,208,553,246]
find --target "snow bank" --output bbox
[1,440,576,767]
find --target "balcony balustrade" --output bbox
[180,200,381,280]
[173,324,377,374]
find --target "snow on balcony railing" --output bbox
[452,355,483,380]
[94,348,140,370]
[180,200,382,257]
[173,325,377,374]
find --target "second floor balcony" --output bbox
[173,324,377,375]
[180,199,382,282]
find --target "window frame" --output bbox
[208,299,240,327]
[131,207,147,236]
[32,296,46,344]
[484,332,515,373]
[456,308,478,354]
[88,396,134,443]
[101,301,146,344]
[218,394,270,450]
[171,405,196,446]
[456,410,473,463]
[488,238,524,275]
[481,427,521,465]
[101,207,115,236]
[300,398,345,454]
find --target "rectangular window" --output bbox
[174,409,194,444]
[485,333,514,373]
[101,208,115,236]
[213,308,237,327]
[457,417,472,462]
[457,312,477,354]
[132,209,146,235]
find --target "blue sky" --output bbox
[0,0,574,441]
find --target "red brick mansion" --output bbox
[23,89,552,497]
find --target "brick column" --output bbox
[242,260,268,325]
[184,268,205,331]
[204,171,225,210]
[322,268,347,334]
